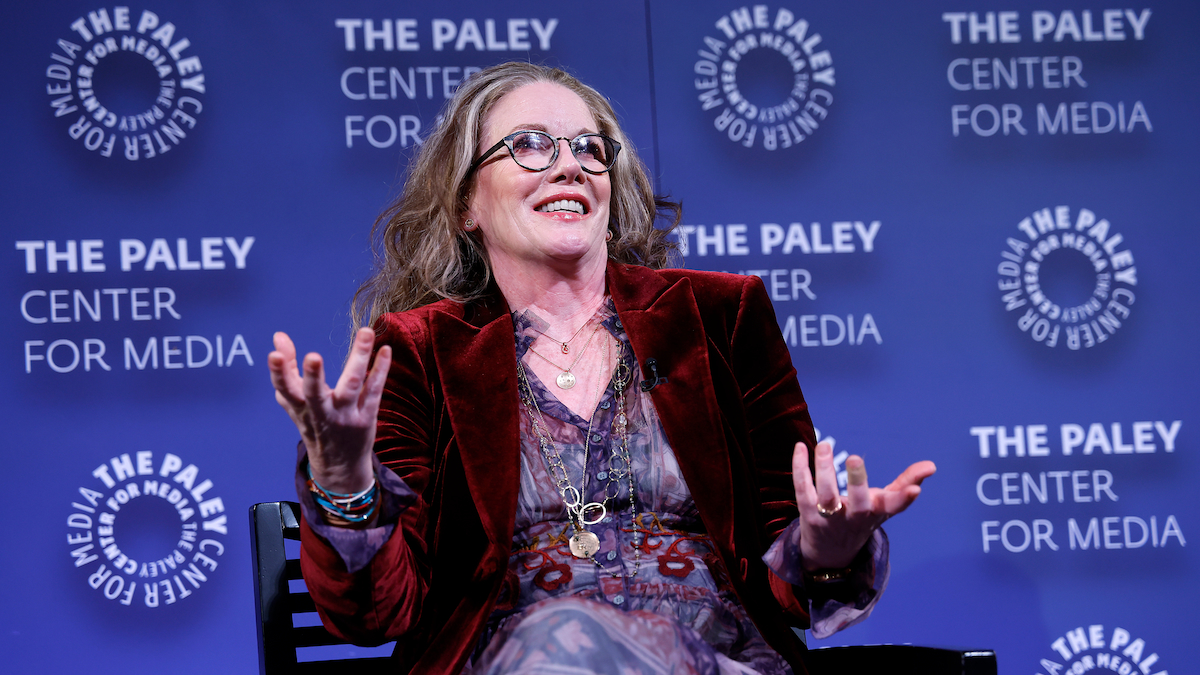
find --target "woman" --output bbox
[269,62,934,674]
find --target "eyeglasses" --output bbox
[468,130,621,175]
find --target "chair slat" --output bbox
[289,592,317,614]
[284,558,304,580]
[291,625,347,648]
[295,657,393,675]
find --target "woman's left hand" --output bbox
[792,441,936,571]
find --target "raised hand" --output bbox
[791,441,936,570]
[268,327,392,494]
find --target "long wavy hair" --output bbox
[351,62,680,331]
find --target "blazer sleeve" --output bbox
[298,312,438,645]
[726,274,819,620]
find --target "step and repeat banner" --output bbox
[3,2,1195,674]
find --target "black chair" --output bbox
[250,501,393,675]
[251,501,996,675]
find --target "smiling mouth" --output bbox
[535,199,587,215]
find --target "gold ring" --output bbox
[815,499,844,518]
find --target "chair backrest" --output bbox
[249,501,394,675]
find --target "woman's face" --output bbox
[466,81,612,276]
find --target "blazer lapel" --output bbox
[609,265,737,555]
[430,299,521,550]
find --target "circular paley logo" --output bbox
[996,206,1137,350]
[1037,624,1167,675]
[693,5,835,150]
[67,451,227,608]
[45,7,205,160]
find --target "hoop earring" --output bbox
[605,229,613,242]
[464,219,477,231]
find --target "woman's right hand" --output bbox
[268,327,392,494]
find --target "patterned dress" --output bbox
[464,303,884,674]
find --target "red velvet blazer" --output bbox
[300,263,819,674]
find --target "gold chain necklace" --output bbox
[526,324,601,390]
[528,317,593,354]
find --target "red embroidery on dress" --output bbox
[626,512,713,580]
[533,560,572,591]
[658,547,695,577]
[655,535,715,579]
[523,550,573,591]
[515,525,578,592]
[630,512,679,554]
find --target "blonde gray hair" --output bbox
[351,62,679,331]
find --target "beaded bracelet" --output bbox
[307,464,379,524]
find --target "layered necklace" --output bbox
[515,334,643,578]
[529,317,592,354]
[526,323,601,390]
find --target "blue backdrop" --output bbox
[3,2,1195,674]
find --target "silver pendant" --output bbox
[569,530,600,558]
[556,371,577,389]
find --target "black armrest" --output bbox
[805,644,997,675]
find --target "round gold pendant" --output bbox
[556,371,577,389]
[569,530,600,558]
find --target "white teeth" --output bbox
[536,199,585,214]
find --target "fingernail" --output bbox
[847,459,867,486]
